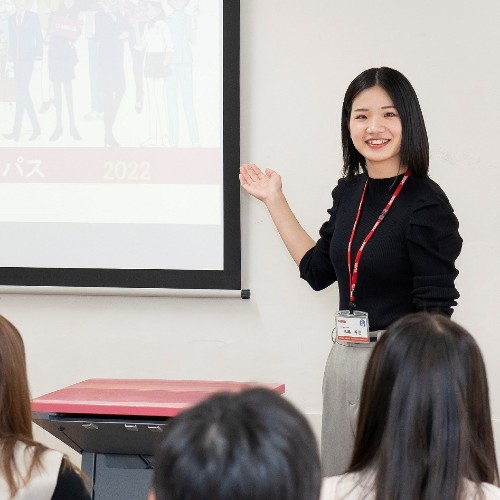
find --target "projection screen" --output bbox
[0,0,240,294]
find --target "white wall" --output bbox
[1,0,499,463]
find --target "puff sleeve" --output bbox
[299,179,347,291]
[406,190,462,316]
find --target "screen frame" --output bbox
[0,0,241,292]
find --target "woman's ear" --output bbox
[148,488,156,500]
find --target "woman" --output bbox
[135,0,172,146]
[3,0,43,142]
[0,315,90,499]
[46,0,82,141]
[239,67,463,475]
[165,0,199,147]
[125,0,147,113]
[95,0,129,146]
[320,312,500,499]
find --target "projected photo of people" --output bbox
[0,0,233,281]
[0,0,217,149]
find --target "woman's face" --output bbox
[349,85,403,175]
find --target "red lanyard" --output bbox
[347,170,410,308]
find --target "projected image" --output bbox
[0,0,216,147]
[0,0,225,273]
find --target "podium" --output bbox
[32,379,285,500]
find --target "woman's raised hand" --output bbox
[239,163,283,204]
[239,164,314,264]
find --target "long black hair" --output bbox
[348,312,498,500]
[341,67,429,178]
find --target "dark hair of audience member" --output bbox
[152,388,322,500]
[348,312,499,500]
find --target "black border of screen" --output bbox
[0,0,241,291]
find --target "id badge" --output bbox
[335,310,369,343]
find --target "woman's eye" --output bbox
[385,112,398,117]
[353,115,366,120]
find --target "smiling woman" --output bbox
[239,66,462,476]
[348,86,403,179]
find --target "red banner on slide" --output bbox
[0,148,221,184]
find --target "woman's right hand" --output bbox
[239,163,283,204]
[239,164,315,265]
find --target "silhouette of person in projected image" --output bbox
[125,0,147,114]
[36,0,59,116]
[46,0,83,141]
[82,0,104,122]
[95,0,129,147]
[0,0,13,81]
[166,0,199,147]
[3,0,43,142]
[136,0,172,146]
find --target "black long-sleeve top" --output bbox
[299,173,462,331]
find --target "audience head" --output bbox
[0,315,61,497]
[341,66,429,178]
[349,312,498,499]
[0,314,33,440]
[150,387,322,500]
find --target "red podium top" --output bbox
[31,379,286,418]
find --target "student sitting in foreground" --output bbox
[321,312,500,500]
[0,315,90,499]
[149,387,322,500]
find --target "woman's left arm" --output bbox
[406,191,463,316]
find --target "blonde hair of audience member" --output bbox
[150,388,322,500]
[0,315,89,498]
[321,312,499,500]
